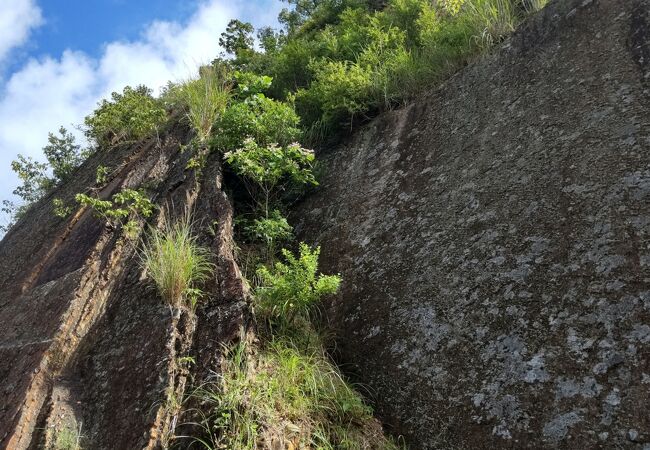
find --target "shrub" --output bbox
[95,165,110,184]
[84,85,166,147]
[140,216,213,309]
[233,71,272,99]
[240,209,293,258]
[53,198,73,218]
[224,139,316,218]
[255,243,340,322]
[301,59,373,127]
[244,210,293,244]
[213,92,302,151]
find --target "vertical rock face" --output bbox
[296,0,650,448]
[0,122,248,449]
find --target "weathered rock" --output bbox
[296,0,650,448]
[0,121,248,449]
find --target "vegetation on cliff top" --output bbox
[2,0,545,232]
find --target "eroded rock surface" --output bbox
[0,121,248,449]
[297,0,650,448]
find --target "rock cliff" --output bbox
[296,0,650,448]
[0,120,248,449]
[3,0,650,448]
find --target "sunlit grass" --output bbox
[140,215,213,308]
[179,67,231,143]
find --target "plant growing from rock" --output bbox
[189,332,399,449]
[241,209,293,258]
[53,198,73,218]
[84,85,167,147]
[255,243,340,324]
[177,67,232,143]
[213,78,301,151]
[76,188,154,238]
[49,422,84,450]
[140,216,213,309]
[95,165,110,184]
[224,138,317,220]
[2,128,89,231]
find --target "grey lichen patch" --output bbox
[555,377,602,400]
[628,324,650,343]
[543,411,583,442]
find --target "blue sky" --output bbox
[0,0,282,229]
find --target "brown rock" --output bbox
[0,121,248,449]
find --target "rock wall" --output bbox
[296,0,650,448]
[0,121,248,449]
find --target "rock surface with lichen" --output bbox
[296,0,650,448]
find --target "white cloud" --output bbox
[0,0,43,63]
[0,0,282,225]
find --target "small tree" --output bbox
[219,19,255,56]
[224,138,317,219]
[2,128,88,232]
[43,127,89,182]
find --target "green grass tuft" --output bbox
[178,68,231,143]
[140,215,213,308]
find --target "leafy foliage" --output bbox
[10,155,51,206]
[213,87,301,151]
[140,216,213,308]
[255,243,340,322]
[84,85,166,147]
[224,139,316,218]
[95,165,110,185]
[1,128,88,232]
[219,19,255,55]
[53,198,73,218]
[221,0,545,137]
[76,188,154,238]
[44,127,90,182]
[245,210,293,245]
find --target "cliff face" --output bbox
[0,121,248,449]
[296,0,650,448]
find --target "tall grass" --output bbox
[179,67,231,143]
[140,215,213,308]
[464,0,517,49]
[187,336,400,450]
